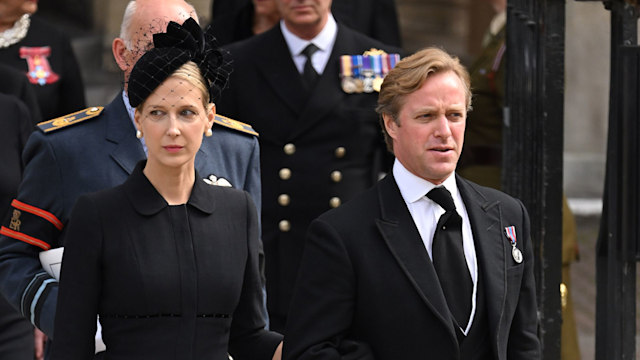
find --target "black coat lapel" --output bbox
[456,175,506,347]
[375,175,458,341]
[253,26,308,116]
[105,94,145,175]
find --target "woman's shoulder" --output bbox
[76,183,128,211]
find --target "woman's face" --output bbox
[0,0,37,23]
[134,75,214,172]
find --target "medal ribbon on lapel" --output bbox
[504,225,523,264]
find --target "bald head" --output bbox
[113,0,199,90]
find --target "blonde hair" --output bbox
[376,47,472,152]
[136,61,210,111]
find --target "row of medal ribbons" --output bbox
[340,52,401,94]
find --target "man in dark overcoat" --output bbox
[284,47,541,360]
[217,0,400,332]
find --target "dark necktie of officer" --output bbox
[301,43,319,89]
[427,186,473,330]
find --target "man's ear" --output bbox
[383,113,398,140]
[112,37,129,72]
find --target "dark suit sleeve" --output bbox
[50,195,102,359]
[507,199,542,359]
[283,218,375,360]
[0,130,69,337]
[228,191,282,359]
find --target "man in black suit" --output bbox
[218,0,400,332]
[284,47,541,359]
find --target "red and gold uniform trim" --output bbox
[0,226,50,250]
[0,199,63,250]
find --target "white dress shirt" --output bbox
[393,159,478,334]
[122,90,147,155]
[280,14,338,76]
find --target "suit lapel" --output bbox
[456,175,506,348]
[254,27,308,117]
[375,175,458,341]
[289,26,351,139]
[105,94,146,175]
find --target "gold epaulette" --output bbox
[37,107,104,133]
[213,114,258,136]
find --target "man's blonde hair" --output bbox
[376,47,472,153]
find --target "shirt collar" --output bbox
[122,90,135,123]
[392,159,459,204]
[489,11,506,36]
[123,90,147,154]
[280,13,337,57]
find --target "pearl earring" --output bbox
[136,130,143,139]
[205,128,213,137]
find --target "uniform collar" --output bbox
[280,14,337,58]
[124,161,216,216]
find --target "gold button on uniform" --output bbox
[284,143,296,155]
[279,220,291,232]
[329,197,341,208]
[279,168,292,180]
[335,147,346,158]
[330,171,342,183]
[278,194,290,206]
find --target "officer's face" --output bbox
[384,71,467,185]
[134,75,214,172]
[0,0,37,24]
[277,0,331,37]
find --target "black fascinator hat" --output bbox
[128,17,232,108]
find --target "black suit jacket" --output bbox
[219,24,399,330]
[284,173,541,360]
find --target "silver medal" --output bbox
[512,245,523,264]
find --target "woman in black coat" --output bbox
[51,18,282,360]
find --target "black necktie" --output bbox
[301,43,319,89]
[427,186,473,330]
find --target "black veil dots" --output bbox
[128,17,232,108]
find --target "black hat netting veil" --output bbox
[128,17,232,108]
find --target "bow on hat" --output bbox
[128,17,231,108]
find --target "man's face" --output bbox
[384,71,467,185]
[276,0,331,33]
[120,0,196,85]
